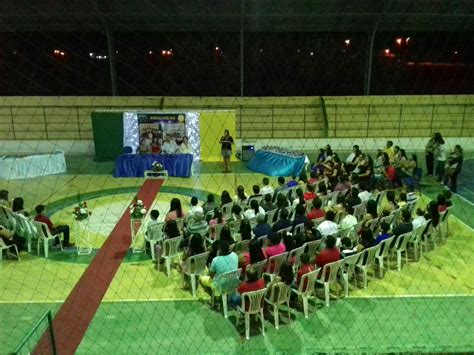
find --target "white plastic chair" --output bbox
[389,208,402,228]
[212,269,241,318]
[229,219,242,239]
[145,222,165,260]
[391,232,411,271]
[221,202,234,220]
[304,240,322,259]
[234,239,250,253]
[257,235,268,247]
[410,222,428,261]
[248,260,267,279]
[0,238,20,262]
[236,287,267,340]
[34,221,63,258]
[374,236,394,277]
[175,217,185,232]
[288,245,306,272]
[209,222,227,243]
[265,282,291,329]
[293,223,305,235]
[12,213,37,253]
[162,236,183,277]
[406,198,418,216]
[264,252,289,281]
[276,226,292,237]
[290,269,318,318]
[265,209,278,226]
[352,203,366,221]
[348,221,364,242]
[182,251,209,297]
[316,259,344,307]
[340,252,361,296]
[355,245,378,288]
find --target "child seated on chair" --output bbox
[146,210,161,259]
[340,237,357,257]
[375,222,392,244]
[295,253,315,290]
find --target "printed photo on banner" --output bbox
[137,113,186,154]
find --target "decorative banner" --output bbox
[137,113,186,154]
[123,111,201,161]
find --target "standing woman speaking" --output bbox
[219,129,234,173]
[425,133,436,176]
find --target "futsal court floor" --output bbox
[1,157,473,353]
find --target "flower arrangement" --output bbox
[152,161,164,172]
[73,201,92,221]
[130,197,147,219]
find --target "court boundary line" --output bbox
[3,293,473,305]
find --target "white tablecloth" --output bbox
[0,151,67,180]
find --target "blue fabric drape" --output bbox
[114,154,193,178]
[246,150,305,177]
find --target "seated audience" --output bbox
[265,232,286,258]
[260,177,274,196]
[272,177,287,201]
[243,199,265,220]
[397,192,408,209]
[253,213,272,239]
[412,208,427,230]
[339,204,358,230]
[209,208,226,239]
[261,194,277,212]
[287,175,298,188]
[295,253,315,290]
[202,194,217,215]
[34,205,73,247]
[308,171,318,185]
[165,198,185,222]
[315,235,340,268]
[292,204,309,230]
[291,188,305,207]
[181,234,206,271]
[0,190,10,207]
[201,240,238,289]
[188,196,203,218]
[231,267,266,308]
[272,208,292,232]
[437,194,448,213]
[356,228,376,251]
[164,220,181,239]
[357,182,372,203]
[392,209,413,237]
[220,190,233,206]
[346,187,362,209]
[239,219,253,240]
[340,237,357,257]
[228,205,243,222]
[12,197,29,216]
[0,223,26,255]
[186,211,208,237]
[240,238,266,274]
[316,210,338,237]
[307,197,325,220]
[334,174,351,192]
[249,185,263,200]
[234,185,248,203]
[303,184,317,202]
[375,222,391,244]
[381,190,398,213]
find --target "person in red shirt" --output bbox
[307,197,325,220]
[295,253,315,291]
[34,205,73,247]
[315,235,340,276]
[230,267,266,309]
[303,183,317,202]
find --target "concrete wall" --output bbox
[0,95,473,156]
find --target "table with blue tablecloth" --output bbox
[114,154,193,178]
[246,149,305,177]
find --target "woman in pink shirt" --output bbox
[265,232,286,258]
[165,198,185,222]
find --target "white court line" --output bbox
[2,294,473,304]
[455,191,474,207]
[349,294,474,299]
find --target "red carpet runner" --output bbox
[34,179,163,355]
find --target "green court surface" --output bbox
[4,296,474,353]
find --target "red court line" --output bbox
[34,179,163,355]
